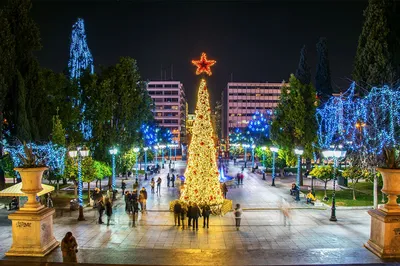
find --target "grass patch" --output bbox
[303,187,374,206]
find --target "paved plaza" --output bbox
[0,161,398,265]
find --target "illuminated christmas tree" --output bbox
[180,54,224,206]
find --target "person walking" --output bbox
[132,197,139,227]
[150,178,155,193]
[138,189,144,212]
[46,193,53,208]
[234,203,243,230]
[190,203,201,230]
[121,180,126,196]
[240,173,244,184]
[187,202,192,227]
[171,174,175,187]
[125,191,133,214]
[174,201,182,226]
[133,178,139,190]
[222,183,228,199]
[105,197,113,226]
[97,197,105,224]
[156,177,162,194]
[202,204,211,228]
[142,187,148,212]
[167,173,171,187]
[61,232,78,263]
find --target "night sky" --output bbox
[29,0,367,112]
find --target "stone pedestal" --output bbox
[6,207,59,257]
[365,208,400,258]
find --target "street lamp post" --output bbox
[154,145,159,166]
[270,147,279,187]
[251,144,255,169]
[133,147,140,178]
[109,148,118,190]
[69,147,90,221]
[322,147,347,222]
[174,144,177,161]
[159,144,166,169]
[144,147,148,180]
[261,146,267,180]
[294,148,304,201]
[242,144,249,168]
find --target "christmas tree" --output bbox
[180,78,224,206]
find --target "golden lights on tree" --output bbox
[191,52,216,76]
[180,78,224,206]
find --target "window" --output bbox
[156,112,162,117]
[155,91,163,95]
[154,98,163,102]
[164,84,172,88]
[164,91,172,95]
[171,105,178,110]
[148,91,155,95]
[148,84,156,88]
[156,84,163,88]
[171,84,179,88]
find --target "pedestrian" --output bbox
[156,177,162,194]
[61,232,78,263]
[121,180,126,196]
[234,203,243,230]
[280,198,291,226]
[150,178,155,193]
[142,187,148,211]
[171,174,175,187]
[125,191,132,213]
[236,172,240,185]
[190,203,201,230]
[222,183,228,199]
[202,204,211,228]
[240,173,244,184]
[105,197,113,226]
[97,197,105,224]
[46,193,53,208]
[180,204,186,229]
[133,178,139,190]
[174,201,182,226]
[167,173,170,187]
[106,188,112,202]
[187,201,192,227]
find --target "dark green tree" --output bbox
[315,37,333,101]
[353,0,399,92]
[295,45,311,85]
[52,111,66,146]
[271,74,317,184]
[15,70,31,141]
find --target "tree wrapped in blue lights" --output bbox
[140,123,158,147]
[247,110,272,144]
[157,127,173,144]
[68,18,94,140]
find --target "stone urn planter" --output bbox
[15,167,48,211]
[377,168,400,212]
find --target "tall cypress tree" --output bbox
[295,45,311,85]
[16,70,31,141]
[315,37,333,101]
[353,0,396,91]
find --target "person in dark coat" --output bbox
[61,232,78,263]
[180,204,186,229]
[171,174,175,187]
[174,201,182,226]
[124,191,130,213]
[167,173,170,187]
[105,197,113,226]
[190,203,201,230]
[121,180,126,196]
[187,202,192,227]
[222,183,228,199]
[202,204,211,228]
[97,197,105,224]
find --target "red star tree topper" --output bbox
[191,52,216,76]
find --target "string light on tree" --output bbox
[191,53,216,76]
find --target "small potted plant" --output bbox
[377,146,400,211]
[15,142,48,210]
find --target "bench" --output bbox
[55,207,73,217]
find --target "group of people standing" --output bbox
[172,201,212,230]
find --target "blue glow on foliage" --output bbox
[316,83,400,154]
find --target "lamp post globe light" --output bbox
[159,144,166,168]
[143,147,149,180]
[69,147,89,221]
[322,147,347,222]
[154,145,159,166]
[261,146,267,180]
[109,148,118,190]
[251,144,256,168]
[270,147,279,186]
[242,144,250,168]
[133,147,140,177]
[294,148,304,201]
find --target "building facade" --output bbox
[223,82,286,138]
[146,81,187,145]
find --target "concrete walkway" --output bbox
[0,160,396,265]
